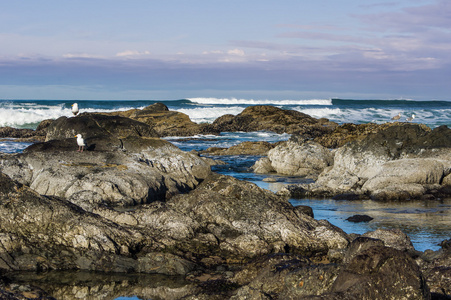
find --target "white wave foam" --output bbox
[188,97,332,106]
[0,102,146,128]
[175,106,246,123]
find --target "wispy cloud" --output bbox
[116,50,151,57]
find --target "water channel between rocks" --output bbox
[208,154,451,253]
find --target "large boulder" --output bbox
[163,174,350,260]
[45,113,159,142]
[253,139,334,178]
[299,124,451,200]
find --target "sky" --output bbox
[0,0,450,100]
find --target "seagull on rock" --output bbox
[71,103,79,116]
[406,114,415,122]
[391,112,401,121]
[75,134,86,152]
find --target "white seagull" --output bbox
[406,114,415,122]
[71,103,79,116]
[391,112,401,121]
[75,134,86,152]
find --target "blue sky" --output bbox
[0,0,449,100]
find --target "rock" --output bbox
[0,126,45,142]
[313,122,429,149]
[439,239,451,250]
[45,113,159,142]
[341,237,385,264]
[304,124,451,200]
[253,140,333,178]
[362,158,445,200]
[0,127,36,138]
[0,115,213,209]
[1,271,199,300]
[211,105,336,134]
[101,103,218,137]
[201,141,276,156]
[327,246,429,299]
[418,245,451,299]
[230,245,429,299]
[0,163,351,275]
[346,214,373,223]
[0,172,151,273]
[252,156,275,174]
[165,174,350,260]
[363,229,415,252]
[294,205,314,218]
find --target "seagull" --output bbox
[406,114,415,122]
[75,134,86,152]
[391,112,401,121]
[71,103,79,116]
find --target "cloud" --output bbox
[227,49,245,56]
[116,50,151,57]
[62,53,104,59]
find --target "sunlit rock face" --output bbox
[301,124,451,200]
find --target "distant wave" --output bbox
[332,98,451,107]
[187,97,332,106]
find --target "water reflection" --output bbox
[289,198,451,252]
[5,271,196,300]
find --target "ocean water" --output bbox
[1,98,450,300]
[1,98,451,130]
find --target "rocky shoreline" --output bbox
[1,104,450,299]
